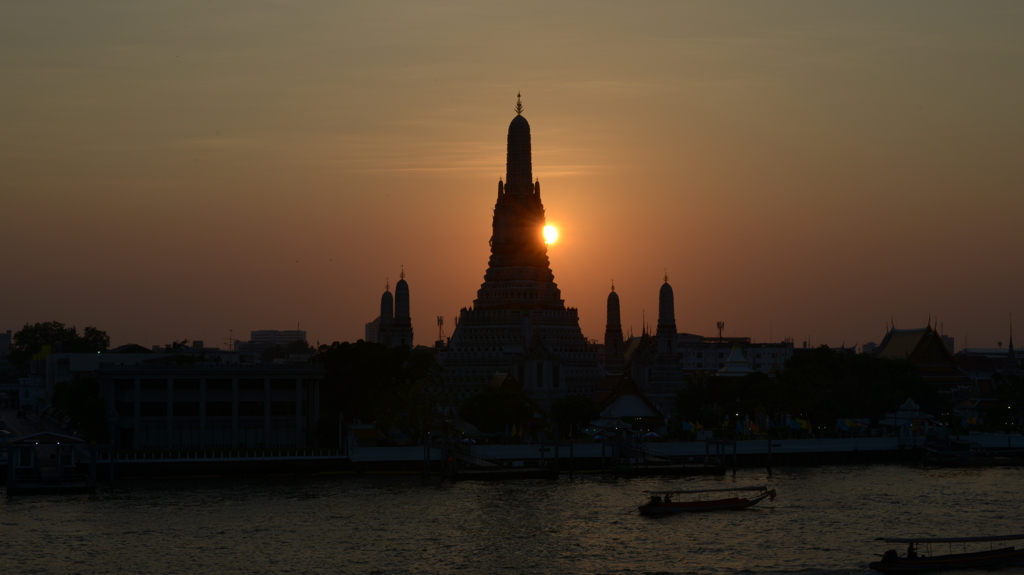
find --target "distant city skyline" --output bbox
[2,2,1022,351]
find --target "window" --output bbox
[537,363,544,388]
[239,379,264,391]
[141,379,166,391]
[114,379,134,392]
[173,402,200,416]
[238,401,264,416]
[552,365,560,388]
[140,402,166,417]
[271,379,296,391]
[270,401,296,416]
[206,379,232,391]
[115,401,134,416]
[174,379,200,391]
[206,401,232,417]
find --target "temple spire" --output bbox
[515,92,523,115]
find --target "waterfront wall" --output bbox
[349,434,1024,464]
[5,434,1022,483]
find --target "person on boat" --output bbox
[664,494,672,504]
[906,543,917,559]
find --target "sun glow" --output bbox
[543,225,559,244]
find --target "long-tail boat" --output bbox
[869,534,1024,573]
[638,485,776,516]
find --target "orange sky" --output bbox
[2,2,1022,351]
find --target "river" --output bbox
[3,464,1023,574]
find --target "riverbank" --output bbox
[7,433,1023,484]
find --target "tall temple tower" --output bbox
[392,268,414,348]
[603,283,625,373]
[366,275,414,348]
[441,97,603,406]
[1004,316,1021,377]
[656,273,677,356]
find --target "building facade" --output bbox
[99,363,323,450]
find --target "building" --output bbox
[603,279,794,417]
[233,330,307,359]
[99,363,323,450]
[365,282,391,344]
[875,324,973,396]
[603,284,625,374]
[365,271,414,347]
[439,97,604,407]
[392,272,414,347]
[151,340,225,354]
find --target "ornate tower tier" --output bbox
[441,98,603,407]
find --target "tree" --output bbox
[51,373,109,443]
[778,346,944,423]
[675,347,948,436]
[313,340,442,445]
[458,387,533,434]
[9,322,109,369]
[549,395,599,437]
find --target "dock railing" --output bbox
[96,448,345,463]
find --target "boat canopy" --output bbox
[877,534,1024,544]
[645,485,768,495]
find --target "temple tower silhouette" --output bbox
[441,97,602,406]
[392,268,413,347]
[603,282,625,374]
[656,272,677,356]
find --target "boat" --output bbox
[869,534,1024,573]
[638,485,776,516]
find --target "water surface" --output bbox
[4,464,1024,574]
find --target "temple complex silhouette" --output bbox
[367,98,796,417]
[439,96,604,407]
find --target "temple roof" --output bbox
[592,373,664,419]
[876,328,931,359]
[716,345,757,377]
[8,431,87,445]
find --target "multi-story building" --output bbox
[99,363,323,450]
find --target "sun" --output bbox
[543,225,559,244]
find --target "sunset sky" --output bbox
[3,2,1022,351]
